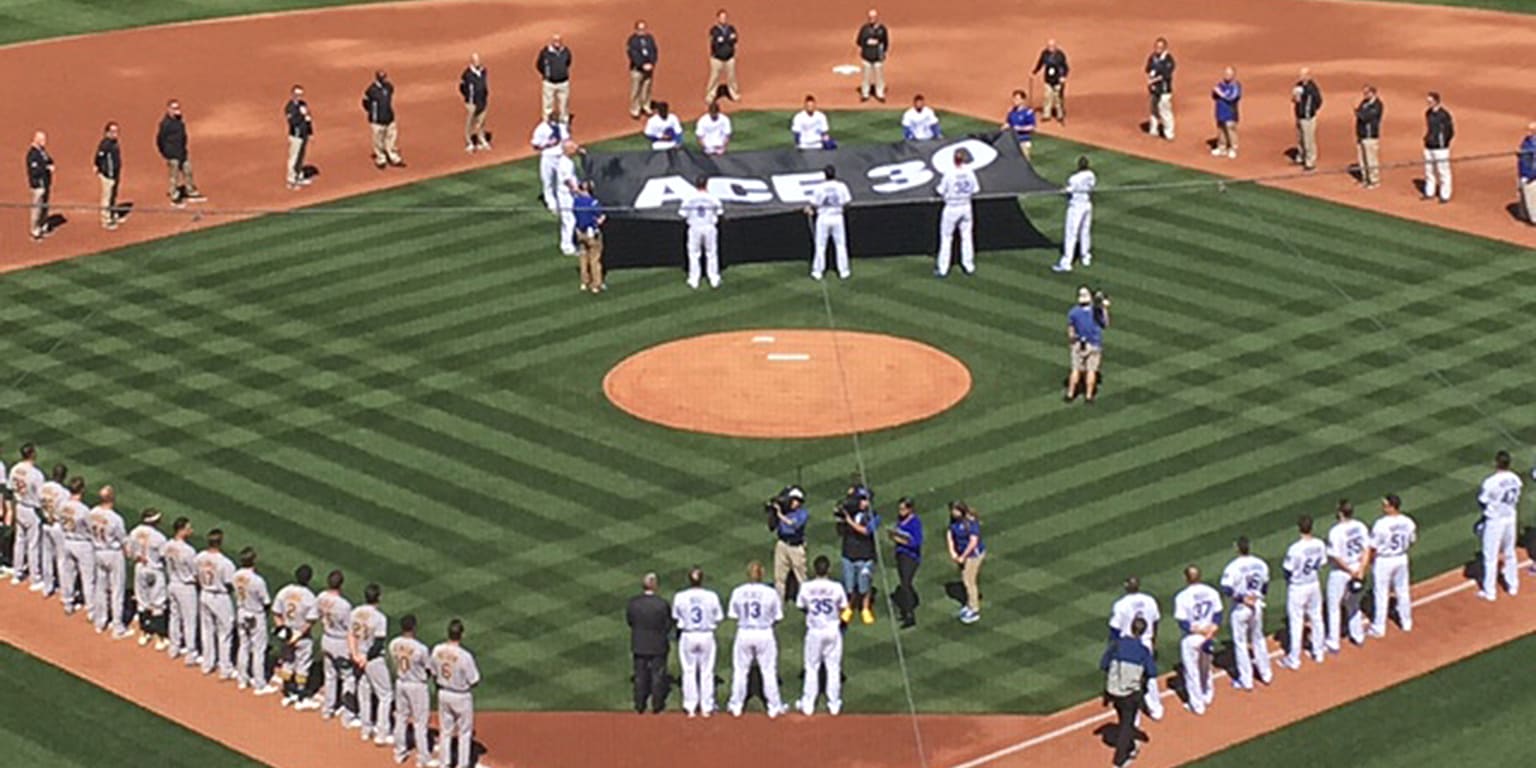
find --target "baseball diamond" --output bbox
[1,0,1535,767]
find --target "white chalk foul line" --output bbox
[752,335,776,344]
[767,353,810,361]
[948,560,1530,768]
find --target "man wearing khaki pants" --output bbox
[1354,85,1384,189]
[770,490,808,602]
[705,9,740,104]
[93,122,123,230]
[25,131,54,242]
[459,54,491,152]
[156,100,204,206]
[855,9,888,103]
[284,85,313,190]
[361,70,404,169]
[535,34,573,119]
[1292,68,1323,171]
[626,21,658,119]
[571,181,607,292]
[1144,37,1175,140]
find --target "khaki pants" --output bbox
[370,122,402,166]
[1521,178,1536,223]
[961,554,985,613]
[98,174,118,227]
[1217,121,1239,153]
[860,60,885,99]
[1042,83,1065,121]
[541,80,570,118]
[1296,117,1318,169]
[628,69,654,117]
[1149,93,1174,139]
[577,229,605,290]
[1357,138,1381,187]
[286,136,307,186]
[705,57,739,103]
[772,540,807,601]
[465,102,489,147]
[29,186,48,237]
[165,158,197,199]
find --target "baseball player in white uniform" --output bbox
[680,175,725,289]
[57,478,95,617]
[316,569,359,722]
[272,565,320,707]
[790,96,831,150]
[531,110,570,212]
[726,561,788,718]
[87,486,130,638]
[1054,155,1096,272]
[1172,566,1222,715]
[8,443,45,589]
[1279,515,1327,669]
[672,567,724,717]
[695,101,732,155]
[901,95,941,141]
[1108,576,1165,720]
[934,148,979,277]
[162,518,200,663]
[233,547,276,693]
[553,140,582,256]
[1475,450,1522,600]
[433,618,481,768]
[1370,494,1417,633]
[1325,500,1371,651]
[1219,536,1273,690]
[390,615,433,766]
[194,529,237,677]
[37,463,67,598]
[796,556,849,716]
[807,165,853,281]
[643,102,684,150]
[126,509,169,649]
[351,583,394,745]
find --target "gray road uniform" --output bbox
[126,524,168,629]
[317,589,357,718]
[432,640,481,768]
[233,567,271,688]
[57,497,94,615]
[350,604,392,737]
[389,635,432,766]
[37,479,66,594]
[272,582,319,695]
[193,548,237,676]
[86,504,128,632]
[9,461,45,585]
[162,537,200,661]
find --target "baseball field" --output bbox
[2,0,1534,766]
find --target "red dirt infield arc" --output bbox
[602,329,972,438]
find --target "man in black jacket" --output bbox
[704,9,739,104]
[460,53,491,152]
[1354,85,1384,189]
[94,122,123,230]
[1033,39,1069,123]
[1292,68,1323,171]
[25,131,54,242]
[156,99,203,206]
[1422,91,1455,203]
[284,85,313,190]
[362,70,404,169]
[856,9,888,103]
[536,34,573,119]
[627,20,658,120]
[1145,37,1175,140]
[626,572,672,714]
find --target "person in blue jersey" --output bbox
[1001,89,1038,159]
[1211,66,1241,159]
[571,180,606,293]
[1519,122,1536,224]
[947,501,985,624]
[887,497,924,628]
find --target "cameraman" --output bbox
[837,487,880,626]
[769,488,809,602]
[1065,284,1110,404]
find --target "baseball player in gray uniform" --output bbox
[389,614,434,766]
[194,529,237,678]
[8,443,45,589]
[350,583,394,746]
[317,569,360,724]
[87,486,130,638]
[432,618,481,768]
[126,508,169,650]
[162,517,200,663]
[37,463,68,598]
[57,477,95,617]
[272,565,321,708]
[233,547,275,693]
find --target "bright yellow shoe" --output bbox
[861,608,875,625]
[839,607,854,624]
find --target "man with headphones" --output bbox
[1066,285,1110,403]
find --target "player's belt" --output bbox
[94,546,124,554]
[440,687,471,694]
[682,628,715,633]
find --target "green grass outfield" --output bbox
[2,108,1533,716]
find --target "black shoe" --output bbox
[900,616,916,629]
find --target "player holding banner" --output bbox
[797,556,849,716]
[934,148,978,278]
[807,165,852,281]
[673,567,723,717]
[1475,450,1522,601]
[1325,500,1370,651]
[1219,536,1272,690]
[726,561,787,718]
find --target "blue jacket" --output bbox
[1213,79,1241,124]
[572,194,603,231]
[1100,635,1157,677]
[1519,135,1536,181]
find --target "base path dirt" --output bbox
[603,329,972,438]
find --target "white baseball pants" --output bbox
[935,205,974,276]
[1179,634,1213,714]
[359,656,394,733]
[1228,601,1271,689]
[557,200,577,256]
[812,215,849,278]
[1481,516,1519,598]
[539,155,560,212]
[687,225,720,288]
[1326,570,1366,650]
[1138,635,1165,719]
[799,628,843,714]
[40,522,61,592]
[437,690,475,768]
[135,564,168,614]
[61,540,95,614]
[200,592,235,675]
[679,630,718,715]
[92,549,127,632]
[1422,148,1452,201]
[236,610,268,687]
[320,635,357,716]
[1285,581,1323,665]
[1060,203,1093,267]
[167,581,198,659]
[394,681,431,765]
[1373,555,1412,633]
[11,505,40,583]
[728,628,783,714]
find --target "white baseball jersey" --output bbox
[1282,537,1327,585]
[553,155,578,204]
[58,498,91,541]
[38,480,66,524]
[9,461,43,509]
[272,583,318,629]
[937,168,979,208]
[1108,592,1160,645]
[795,577,849,632]
[233,567,271,615]
[317,590,353,640]
[126,524,167,567]
[902,106,941,140]
[389,635,432,685]
[193,549,235,593]
[431,641,481,690]
[791,110,830,149]
[728,582,783,630]
[1371,514,1417,558]
[1327,519,1371,571]
[679,188,724,229]
[1066,169,1097,207]
[695,113,733,153]
[1173,583,1223,633]
[672,587,724,632]
[811,180,852,218]
[530,120,568,157]
[1220,555,1270,601]
[86,505,126,551]
[644,113,684,150]
[1479,470,1522,522]
[351,604,388,648]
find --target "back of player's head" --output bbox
[172,516,191,534]
[1496,450,1512,470]
[447,618,465,641]
[688,567,704,587]
[1383,493,1402,512]
[1124,576,1140,593]
[823,165,836,180]
[239,547,257,568]
[51,463,67,482]
[952,148,972,166]
[747,560,764,582]
[694,175,708,190]
[206,528,224,549]
[327,569,344,590]
[99,485,115,504]
[1337,499,1354,519]
[1297,515,1313,534]
[400,613,417,633]
[1235,536,1251,555]
[20,442,36,460]
[642,572,658,591]
[295,564,313,585]
[1077,155,1090,171]
[365,583,382,605]
[1184,565,1200,583]
[1130,617,1148,636]
[141,508,162,525]
[68,476,86,495]
[813,555,831,576]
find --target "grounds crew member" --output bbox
[26,131,54,241]
[1032,39,1069,123]
[705,9,740,104]
[94,122,124,230]
[362,70,404,169]
[536,34,573,118]
[460,53,491,151]
[1422,91,1455,203]
[156,99,204,205]
[855,9,889,103]
[1354,86,1384,189]
[284,85,314,190]
[1292,68,1323,171]
[1145,37,1175,140]
[626,20,658,119]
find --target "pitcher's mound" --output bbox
[603,330,971,438]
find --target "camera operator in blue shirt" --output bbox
[1065,285,1111,404]
[768,487,809,602]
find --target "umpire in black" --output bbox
[26,131,54,242]
[156,99,203,206]
[1032,39,1069,123]
[362,70,404,169]
[94,122,124,231]
[284,84,313,190]
[626,571,672,714]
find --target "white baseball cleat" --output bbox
[374,734,395,747]
[153,638,170,652]
[1051,263,1072,273]
[799,701,814,717]
[1081,255,1092,266]
[137,632,150,647]
[293,698,322,712]
[28,580,46,592]
[767,704,788,719]
[425,759,443,768]
[728,705,743,718]
[810,271,823,281]
[112,627,134,640]
[1211,147,1224,156]
[1477,590,1496,602]
[343,717,364,730]
[360,728,373,741]
[828,702,841,716]
[686,279,700,290]
[237,680,249,691]
[254,684,281,697]
[393,751,408,764]
[1278,657,1301,671]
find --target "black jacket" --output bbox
[1294,80,1323,120]
[710,23,738,60]
[363,79,396,125]
[459,66,489,109]
[1146,53,1174,95]
[1033,48,1069,85]
[627,32,657,72]
[26,145,52,189]
[285,99,313,139]
[536,45,572,83]
[856,22,888,63]
[1355,97,1383,140]
[626,592,672,657]
[1424,106,1454,149]
[94,137,121,180]
[157,114,188,161]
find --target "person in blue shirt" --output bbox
[571,180,606,293]
[1211,66,1241,159]
[887,497,924,628]
[1001,89,1038,160]
[947,501,985,624]
[1101,616,1157,767]
[1520,122,1536,225]
[1066,285,1111,404]
[771,487,809,602]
